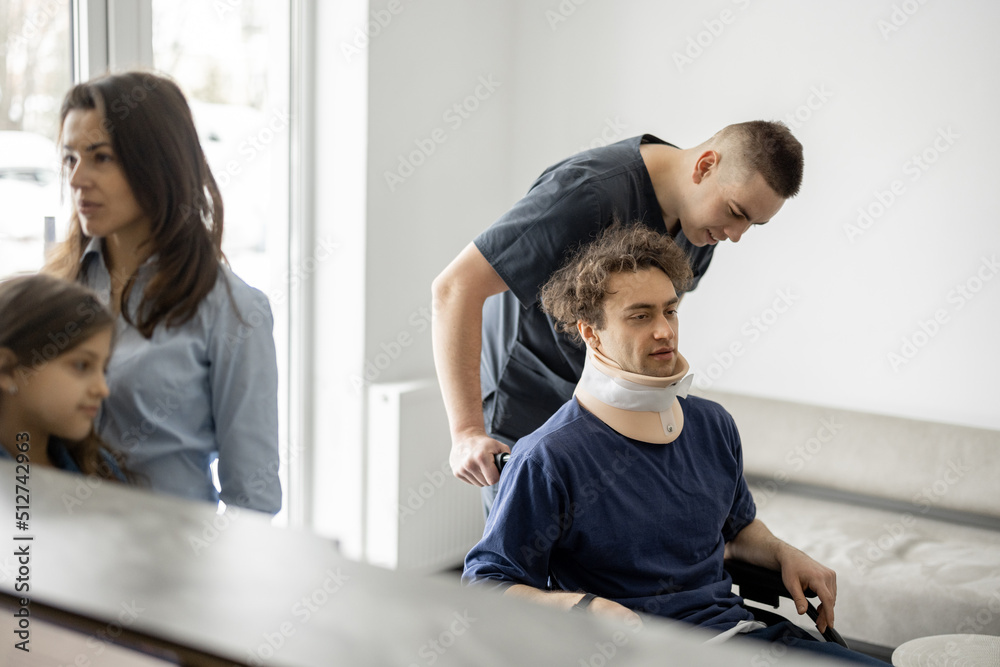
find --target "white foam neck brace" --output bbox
[574,348,693,444]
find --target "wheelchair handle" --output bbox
[494,452,511,472]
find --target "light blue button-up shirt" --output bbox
[81,238,281,514]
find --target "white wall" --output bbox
[313,1,514,553]
[318,0,1000,550]
[365,1,514,390]
[496,0,999,431]
[361,0,999,430]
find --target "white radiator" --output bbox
[365,380,484,573]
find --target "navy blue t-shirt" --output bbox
[474,135,715,446]
[463,395,757,632]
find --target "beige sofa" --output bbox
[700,389,1000,652]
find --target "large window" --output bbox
[151,0,290,294]
[0,0,71,277]
[151,0,292,521]
[1,0,295,522]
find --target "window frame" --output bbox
[73,0,153,79]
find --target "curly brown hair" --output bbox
[540,223,693,344]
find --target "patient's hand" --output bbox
[449,430,509,487]
[777,547,837,633]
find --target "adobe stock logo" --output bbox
[886,255,998,372]
[5,0,66,50]
[672,0,755,73]
[350,304,433,392]
[781,86,834,131]
[406,611,478,667]
[384,75,503,192]
[877,0,932,40]
[545,0,588,32]
[340,0,414,62]
[843,126,958,243]
[576,117,629,153]
[694,288,799,390]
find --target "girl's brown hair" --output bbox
[46,71,225,338]
[0,274,129,480]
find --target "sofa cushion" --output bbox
[693,389,1000,649]
[750,486,1000,648]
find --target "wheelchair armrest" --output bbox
[724,559,849,648]
[724,559,802,608]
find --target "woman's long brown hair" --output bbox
[46,71,225,338]
[0,274,131,481]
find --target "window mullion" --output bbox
[73,0,108,81]
[107,0,153,71]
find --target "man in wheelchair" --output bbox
[462,224,888,665]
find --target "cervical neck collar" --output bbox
[573,347,693,444]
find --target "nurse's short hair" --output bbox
[540,223,692,343]
[711,120,803,198]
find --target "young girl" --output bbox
[0,274,125,480]
[46,71,281,514]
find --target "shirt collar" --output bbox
[80,236,158,272]
[81,236,104,265]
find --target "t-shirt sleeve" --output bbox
[721,413,757,542]
[474,169,603,309]
[463,451,568,591]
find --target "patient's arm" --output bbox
[504,584,643,626]
[726,518,837,632]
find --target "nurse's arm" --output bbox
[431,242,510,487]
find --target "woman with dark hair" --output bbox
[46,71,280,513]
[0,274,126,480]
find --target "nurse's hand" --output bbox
[450,430,509,487]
